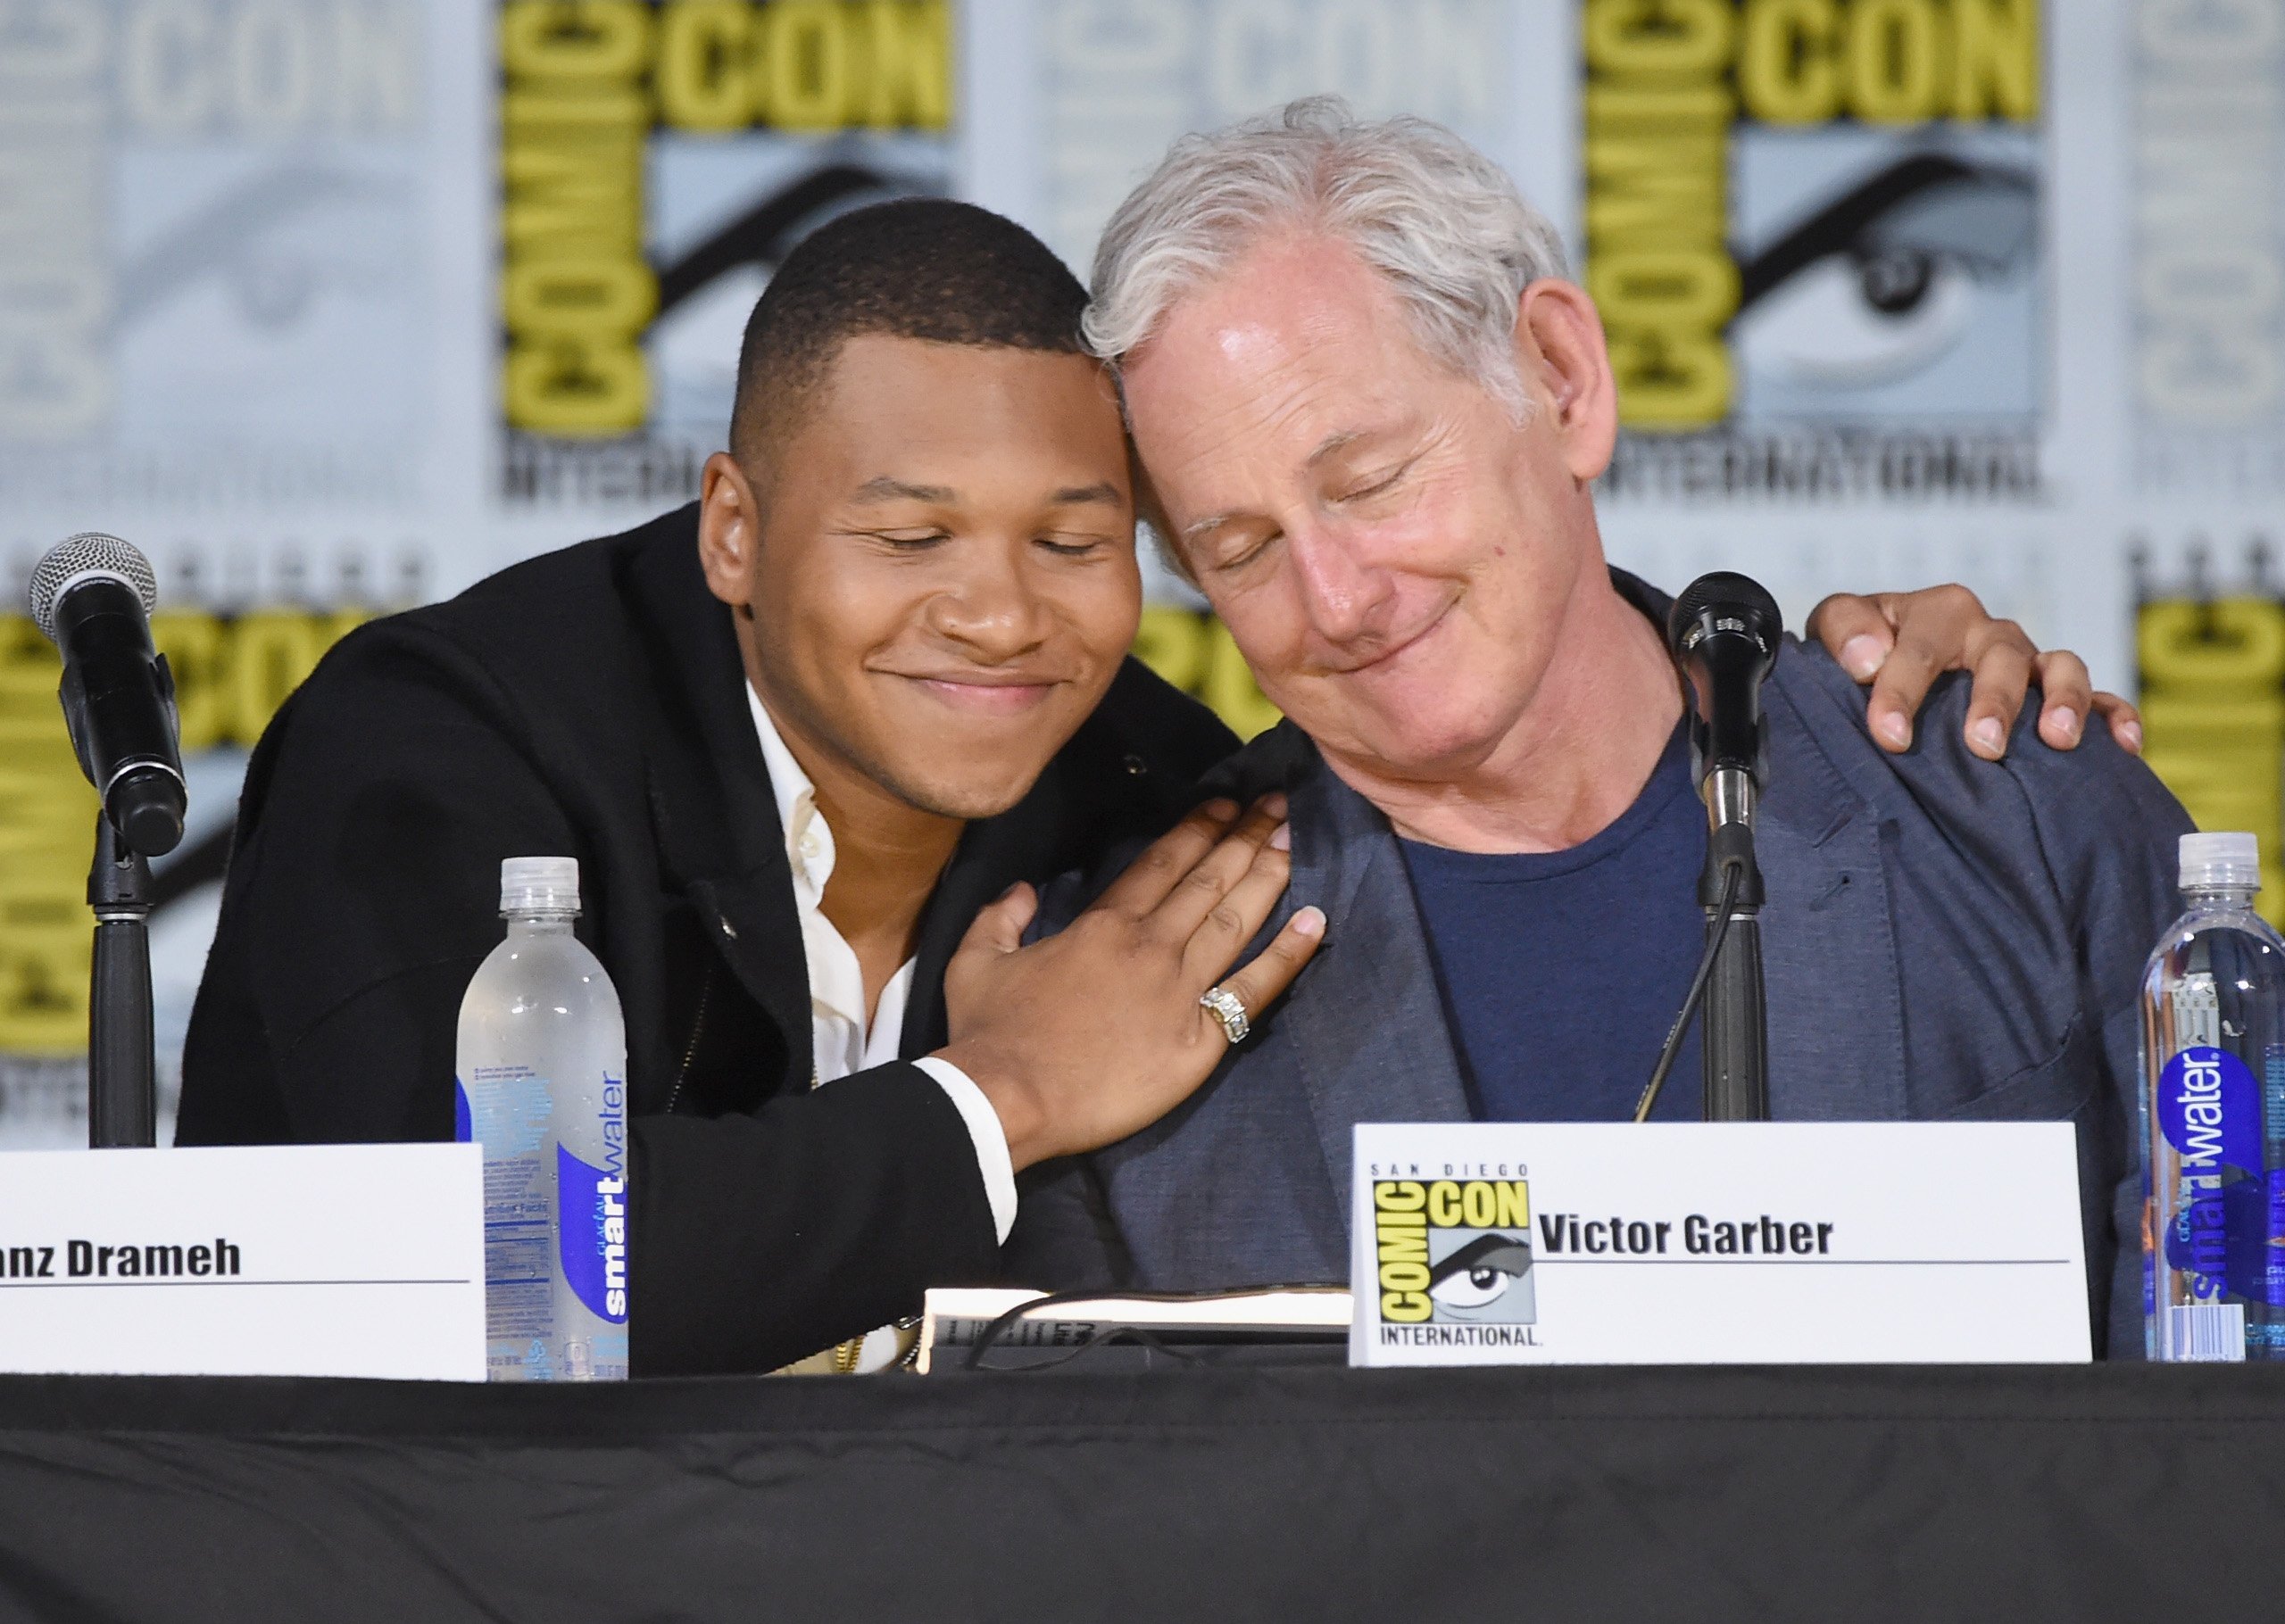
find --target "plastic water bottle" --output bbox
[454,858,630,1380]
[2141,832,2285,1362]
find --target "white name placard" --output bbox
[0,1144,484,1380]
[1350,1123,2090,1366]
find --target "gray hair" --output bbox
[1084,96,1570,419]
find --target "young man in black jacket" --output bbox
[175,200,2134,1375]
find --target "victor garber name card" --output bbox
[1350,1122,2091,1367]
[0,1144,483,1380]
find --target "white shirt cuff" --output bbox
[913,1056,1018,1245]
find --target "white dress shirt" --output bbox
[746,688,1018,1369]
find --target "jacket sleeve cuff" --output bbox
[912,1055,1017,1244]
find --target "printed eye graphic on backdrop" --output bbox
[104,156,421,443]
[647,139,942,434]
[1731,153,2036,394]
[1426,1233,1535,1318]
[116,166,411,334]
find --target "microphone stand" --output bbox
[1700,766,1769,1122]
[87,810,157,1148]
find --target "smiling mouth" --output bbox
[898,674,1063,715]
[1332,598,1456,677]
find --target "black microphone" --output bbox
[1663,572,1782,1123]
[1666,571,1783,817]
[28,534,187,858]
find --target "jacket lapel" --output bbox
[900,777,1066,1057]
[1756,658,1909,1122]
[624,526,814,1090]
[1608,568,1907,1121]
[1274,733,1473,1227]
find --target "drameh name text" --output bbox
[0,1239,243,1280]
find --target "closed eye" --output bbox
[1334,460,1412,505]
[840,528,950,551]
[1035,534,1112,559]
[1210,529,1283,575]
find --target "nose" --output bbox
[1285,523,1394,650]
[924,539,1051,662]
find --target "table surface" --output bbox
[2,1361,2279,1621]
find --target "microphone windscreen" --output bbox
[1666,571,1782,661]
[29,533,159,642]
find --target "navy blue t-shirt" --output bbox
[1397,725,1707,1123]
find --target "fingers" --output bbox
[956,882,1038,957]
[1806,592,1899,683]
[2030,650,2095,750]
[1865,635,1943,752]
[1864,584,1982,753]
[1144,793,1289,940]
[1180,817,1298,983]
[1959,623,2035,760]
[1206,907,1328,1039]
[1092,798,1240,916]
[1822,582,2111,761]
[2090,691,2144,756]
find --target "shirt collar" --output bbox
[746,684,835,901]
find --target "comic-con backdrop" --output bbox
[0,0,2275,1143]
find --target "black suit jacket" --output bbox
[177,504,1236,1374]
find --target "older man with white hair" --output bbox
[1007,99,2189,1355]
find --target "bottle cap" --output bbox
[2180,832,2260,891]
[500,856,579,915]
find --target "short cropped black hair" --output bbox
[727,198,1092,466]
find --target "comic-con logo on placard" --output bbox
[1372,1179,1537,1330]
[495,0,951,509]
[1580,0,2042,501]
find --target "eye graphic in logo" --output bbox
[647,140,943,431]
[1732,150,2036,399]
[652,154,923,324]
[1426,1230,1536,1324]
[116,165,411,333]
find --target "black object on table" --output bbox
[0,1362,2274,1621]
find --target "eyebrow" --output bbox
[850,477,1125,509]
[852,476,955,503]
[1179,430,1380,540]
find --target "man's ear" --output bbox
[697,451,763,609]
[1515,278,1618,485]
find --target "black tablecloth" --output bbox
[0,1363,2276,1621]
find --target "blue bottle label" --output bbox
[452,1079,472,1143]
[556,1071,628,1325]
[2159,1047,2273,1303]
[2157,1047,2261,1173]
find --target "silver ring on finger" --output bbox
[1200,984,1251,1045]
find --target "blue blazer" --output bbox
[1008,581,2192,1358]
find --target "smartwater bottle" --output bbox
[2141,832,2285,1361]
[454,858,630,1380]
